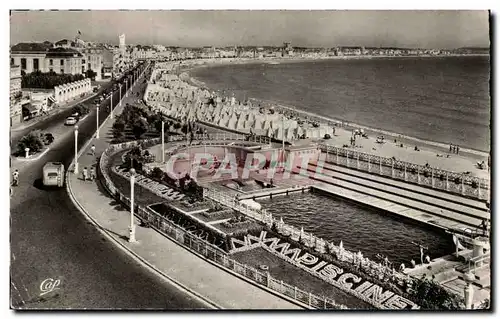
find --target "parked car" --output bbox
[44,133,55,145]
[65,117,78,126]
[93,87,99,93]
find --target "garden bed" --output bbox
[213,218,264,236]
[149,202,228,250]
[232,247,373,309]
[169,199,212,214]
[196,209,236,223]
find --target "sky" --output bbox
[10,10,490,48]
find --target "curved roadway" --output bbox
[10,64,208,309]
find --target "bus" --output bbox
[42,162,65,187]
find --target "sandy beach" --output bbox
[164,58,490,180]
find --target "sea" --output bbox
[190,56,491,152]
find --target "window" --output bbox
[10,58,14,65]
[82,66,85,73]
[60,59,64,66]
[49,59,53,66]
[33,58,39,71]
[88,63,91,69]
[21,58,27,70]
[82,59,85,64]
[60,68,64,74]
[49,68,53,73]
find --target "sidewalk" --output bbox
[11,91,98,132]
[66,68,302,309]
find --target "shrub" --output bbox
[132,118,148,139]
[471,181,478,189]
[16,130,44,155]
[150,167,164,180]
[73,104,90,116]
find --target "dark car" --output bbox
[44,133,55,145]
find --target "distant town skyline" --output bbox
[10,10,490,49]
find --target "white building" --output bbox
[54,79,92,103]
[10,64,23,125]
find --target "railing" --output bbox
[318,144,489,200]
[204,188,409,287]
[98,140,347,309]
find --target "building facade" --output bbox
[131,45,157,60]
[54,79,92,103]
[45,48,84,75]
[10,42,53,74]
[80,48,103,80]
[10,64,23,125]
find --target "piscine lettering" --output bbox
[230,231,419,310]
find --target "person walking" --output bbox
[90,144,96,157]
[12,169,19,186]
[456,145,460,155]
[82,167,88,181]
[90,166,96,181]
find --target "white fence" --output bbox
[319,144,489,200]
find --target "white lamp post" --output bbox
[129,168,137,243]
[110,92,113,119]
[161,120,165,163]
[96,105,100,139]
[119,84,122,106]
[74,125,79,174]
[25,147,30,159]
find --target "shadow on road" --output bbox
[33,178,61,192]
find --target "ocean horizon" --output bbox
[190,56,491,153]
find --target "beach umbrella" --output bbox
[339,240,344,251]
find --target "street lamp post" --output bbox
[162,120,165,163]
[129,168,137,243]
[119,84,122,106]
[110,93,113,119]
[74,125,79,174]
[126,79,128,97]
[96,105,100,139]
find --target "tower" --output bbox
[119,34,126,49]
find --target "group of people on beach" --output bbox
[449,143,460,155]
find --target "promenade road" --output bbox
[10,64,209,309]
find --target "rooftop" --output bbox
[55,39,76,47]
[11,42,52,53]
[46,47,83,58]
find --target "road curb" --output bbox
[15,147,50,162]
